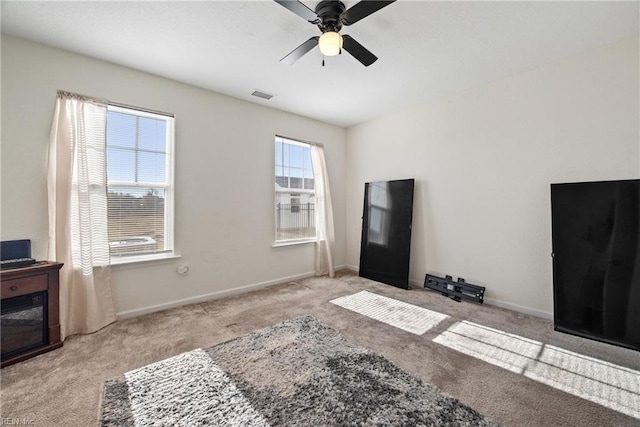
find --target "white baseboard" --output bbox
[483,297,553,320]
[344,264,359,272]
[117,265,553,321]
[116,270,316,319]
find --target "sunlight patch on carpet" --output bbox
[330,290,449,335]
[124,349,268,426]
[433,321,640,420]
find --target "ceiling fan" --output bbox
[274,0,396,66]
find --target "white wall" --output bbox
[346,36,639,317]
[3,34,638,320]
[1,36,346,316]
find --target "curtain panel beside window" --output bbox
[310,144,335,277]
[48,91,116,339]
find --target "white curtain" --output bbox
[48,91,116,339]
[310,144,335,277]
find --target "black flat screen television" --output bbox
[551,179,639,351]
[359,179,415,290]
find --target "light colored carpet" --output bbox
[333,289,640,420]
[1,270,639,426]
[433,320,640,419]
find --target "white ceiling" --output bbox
[2,1,638,128]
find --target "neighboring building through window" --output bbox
[106,105,175,260]
[275,136,315,242]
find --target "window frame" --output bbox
[106,105,176,264]
[273,136,316,246]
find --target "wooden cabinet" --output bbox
[1,261,63,368]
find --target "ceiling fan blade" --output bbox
[273,0,319,24]
[342,35,377,66]
[280,36,319,65]
[341,0,396,26]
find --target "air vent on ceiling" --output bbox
[251,90,275,100]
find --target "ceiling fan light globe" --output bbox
[319,32,343,56]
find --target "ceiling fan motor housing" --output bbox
[315,0,346,33]
[276,0,395,66]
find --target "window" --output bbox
[275,136,315,243]
[106,105,175,260]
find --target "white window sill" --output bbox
[272,239,316,248]
[110,252,181,267]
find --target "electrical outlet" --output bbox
[176,265,190,275]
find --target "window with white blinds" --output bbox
[106,105,175,260]
[275,136,316,243]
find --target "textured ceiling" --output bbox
[2,1,638,128]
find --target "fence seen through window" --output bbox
[275,137,315,242]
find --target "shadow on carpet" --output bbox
[100,315,498,426]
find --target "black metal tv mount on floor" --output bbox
[424,274,485,304]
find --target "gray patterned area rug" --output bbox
[100,315,497,426]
